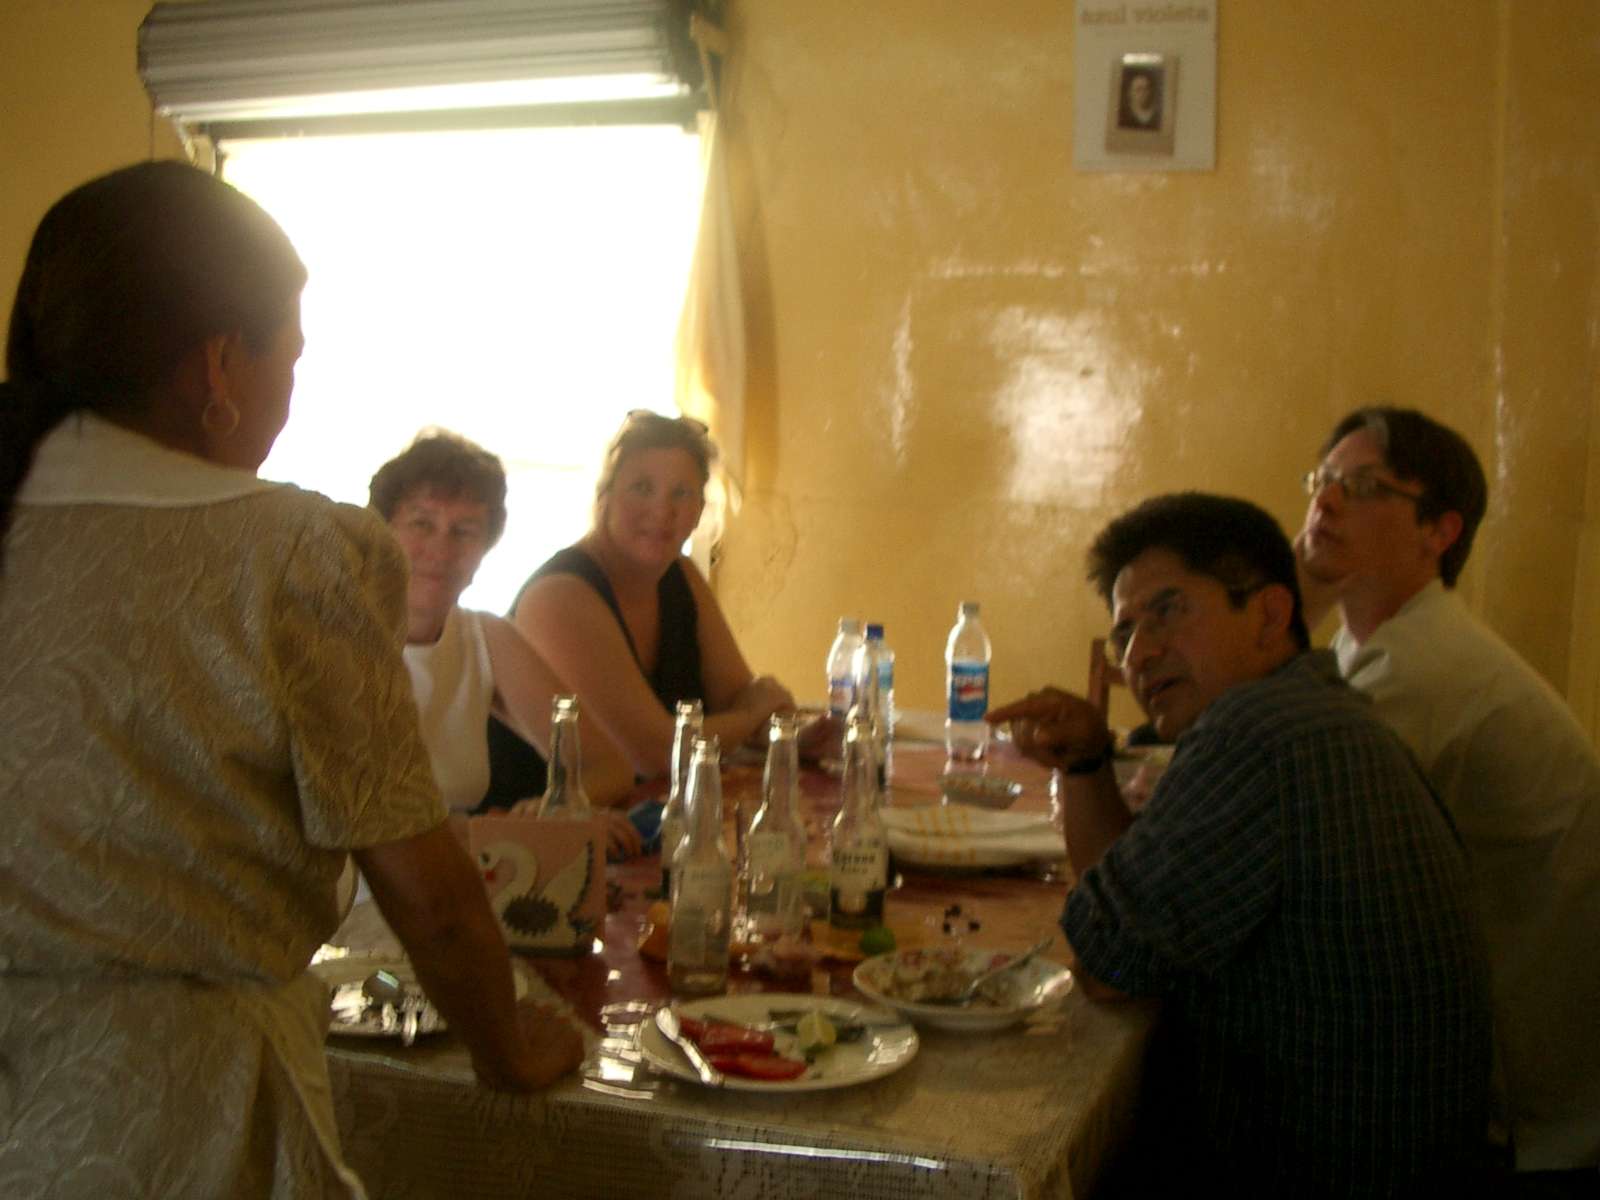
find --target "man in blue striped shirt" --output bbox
[992,492,1491,1198]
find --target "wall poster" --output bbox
[1073,1,1217,172]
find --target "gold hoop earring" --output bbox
[201,396,240,438]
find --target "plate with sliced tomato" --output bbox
[637,993,918,1092]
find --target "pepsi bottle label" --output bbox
[947,663,989,720]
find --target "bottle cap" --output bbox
[865,622,884,639]
[838,617,862,634]
[960,601,980,617]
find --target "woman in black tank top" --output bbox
[486,411,798,791]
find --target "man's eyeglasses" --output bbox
[1302,465,1422,504]
[1104,581,1266,668]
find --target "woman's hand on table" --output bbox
[603,808,642,859]
[358,824,585,1095]
[698,674,797,754]
[988,688,1112,774]
[475,1003,585,1091]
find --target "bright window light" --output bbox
[221,124,703,612]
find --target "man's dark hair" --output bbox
[1087,492,1311,650]
[368,429,508,546]
[1320,407,1487,587]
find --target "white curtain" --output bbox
[676,108,746,571]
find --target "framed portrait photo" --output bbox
[1105,53,1178,156]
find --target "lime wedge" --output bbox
[796,1010,837,1054]
[860,925,896,956]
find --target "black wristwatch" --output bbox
[1062,747,1112,776]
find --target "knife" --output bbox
[655,1006,724,1086]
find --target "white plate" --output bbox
[881,805,1065,870]
[853,947,1073,1032]
[637,993,918,1092]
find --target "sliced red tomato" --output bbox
[707,1052,808,1082]
[675,1016,776,1055]
[696,1024,776,1056]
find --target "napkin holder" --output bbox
[467,814,605,957]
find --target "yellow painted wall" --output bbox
[713,0,1600,728]
[1492,5,1600,735]
[0,0,187,333]
[3,1,1596,739]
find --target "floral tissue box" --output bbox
[468,814,605,956]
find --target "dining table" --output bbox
[321,720,1156,1200]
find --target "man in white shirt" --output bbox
[1296,406,1600,1192]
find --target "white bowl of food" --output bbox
[852,944,1073,1033]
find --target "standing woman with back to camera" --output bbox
[0,161,579,1197]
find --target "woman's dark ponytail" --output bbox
[0,378,79,566]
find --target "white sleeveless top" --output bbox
[403,607,495,813]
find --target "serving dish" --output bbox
[309,955,529,1039]
[852,945,1073,1032]
[311,956,447,1039]
[938,774,1023,809]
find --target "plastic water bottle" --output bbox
[944,601,992,762]
[851,630,889,786]
[658,699,703,897]
[866,622,895,734]
[536,696,591,815]
[740,714,807,943]
[826,618,865,721]
[829,716,888,930]
[668,735,732,996]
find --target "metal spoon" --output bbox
[362,969,432,1045]
[932,935,1054,1006]
[655,1006,724,1086]
[399,994,421,1047]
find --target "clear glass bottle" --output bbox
[658,699,703,896]
[828,716,889,930]
[668,735,732,996]
[536,695,591,816]
[740,714,808,943]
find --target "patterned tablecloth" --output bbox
[324,742,1155,1199]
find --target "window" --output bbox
[222,123,703,611]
